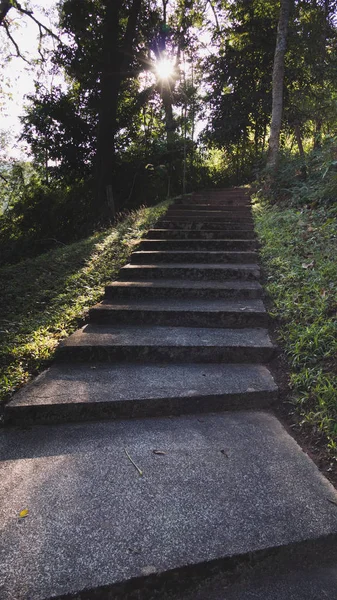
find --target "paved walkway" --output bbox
[1,189,337,599]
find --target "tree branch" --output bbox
[207,0,221,33]
[120,0,142,75]
[3,19,30,63]
[0,172,9,183]
[13,1,60,41]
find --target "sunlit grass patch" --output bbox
[0,200,170,407]
[253,199,337,458]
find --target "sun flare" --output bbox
[155,58,175,80]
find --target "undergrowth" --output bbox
[0,200,169,410]
[253,198,337,458]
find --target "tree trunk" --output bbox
[96,0,142,223]
[294,122,307,178]
[267,0,290,171]
[294,123,305,160]
[314,119,322,149]
[96,0,122,222]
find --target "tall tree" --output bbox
[267,0,290,170]
[96,0,143,221]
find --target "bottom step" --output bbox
[168,554,337,600]
[5,363,278,425]
[1,412,337,599]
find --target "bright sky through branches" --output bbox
[155,57,176,80]
[0,1,218,159]
[0,0,59,158]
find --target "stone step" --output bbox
[182,199,249,203]
[131,250,258,265]
[170,204,251,211]
[164,214,253,221]
[189,195,250,202]
[58,325,276,363]
[166,552,337,600]
[159,215,254,223]
[183,200,250,206]
[89,298,267,328]
[191,190,249,196]
[165,209,253,217]
[105,280,263,300]
[119,263,260,281]
[2,411,337,600]
[139,239,257,251]
[5,364,278,425]
[157,222,255,230]
[146,229,256,240]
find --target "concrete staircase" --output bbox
[2,188,337,600]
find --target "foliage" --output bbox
[253,174,337,458]
[261,136,337,208]
[204,0,337,180]
[18,1,204,216]
[0,176,97,265]
[0,199,170,410]
[204,0,277,166]
[0,160,36,214]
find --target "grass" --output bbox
[252,197,337,458]
[0,200,170,410]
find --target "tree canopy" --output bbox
[1,0,337,259]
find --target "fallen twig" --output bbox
[124,448,143,476]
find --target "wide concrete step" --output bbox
[157,221,255,230]
[159,215,254,223]
[191,190,249,197]
[119,263,260,281]
[105,280,263,300]
[188,197,250,205]
[146,229,256,240]
[183,200,251,206]
[58,325,276,363]
[186,200,251,206]
[5,364,278,425]
[139,239,257,251]
[168,553,337,600]
[170,204,252,211]
[165,210,253,218]
[2,411,337,600]
[89,298,267,328]
[131,250,258,265]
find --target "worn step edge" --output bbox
[157,222,255,231]
[138,240,257,250]
[57,325,276,363]
[165,211,253,218]
[158,217,254,223]
[5,363,278,426]
[169,204,252,210]
[88,299,268,328]
[105,280,263,300]
[28,536,337,600]
[130,251,258,264]
[145,229,256,239]
[119,263,260,282]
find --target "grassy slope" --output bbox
[253,199,337,458]
[0,201,169,408]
